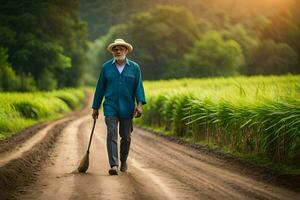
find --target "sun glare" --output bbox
[246,0,293,7]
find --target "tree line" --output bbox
[0,0,87,91]
[83,0,300,80]
[1,0,299,91]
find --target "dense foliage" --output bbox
[82,0,300,80]
[1,0,299,89]
[0,0,88,91]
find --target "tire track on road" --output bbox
[8,114,300,200]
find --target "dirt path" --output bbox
[0,111,297,200]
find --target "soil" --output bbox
[140,127,300,192]
[0,98,300,200]
[0,122,48,154]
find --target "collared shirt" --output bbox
[92,58,146,118]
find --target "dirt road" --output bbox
[1,111,300,200]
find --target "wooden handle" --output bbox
[87,118,96,153]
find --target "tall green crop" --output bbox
[139,75,300,165]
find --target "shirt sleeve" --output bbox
[135,65,146,105]
[92,68,106,109]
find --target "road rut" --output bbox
[4,113,298,200]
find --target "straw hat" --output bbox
[107,39,133,53]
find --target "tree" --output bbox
[83,0,300,79]
[249,40,298,75]
[0,47,19,91]
[92,5,199,80]
[184,31,244,77]
[0,0,87,91]
[262,8,300,72]
[222,24,259,74]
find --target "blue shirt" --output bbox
[92,58,146,118]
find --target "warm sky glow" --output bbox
[213,0,294,9]
[240,0,293,7]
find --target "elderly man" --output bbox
[92,39,146,175]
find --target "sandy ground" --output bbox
[0,111,299,200]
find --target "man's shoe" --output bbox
[108,166,118,175]
[120,162,128,172]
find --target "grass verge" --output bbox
[0,88,86,140]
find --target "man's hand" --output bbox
[92,109,99,119]
[134,103,143,118]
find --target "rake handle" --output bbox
[87,118,96,153]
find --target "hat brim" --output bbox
[107,42,133,53]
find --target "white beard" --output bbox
[114,55,126,61]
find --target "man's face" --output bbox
[112,45,128,61]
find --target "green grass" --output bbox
[0,88,86,140]
[137,75,300,167]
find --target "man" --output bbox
[92,38,146,175]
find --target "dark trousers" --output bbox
[105,116,133,167]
